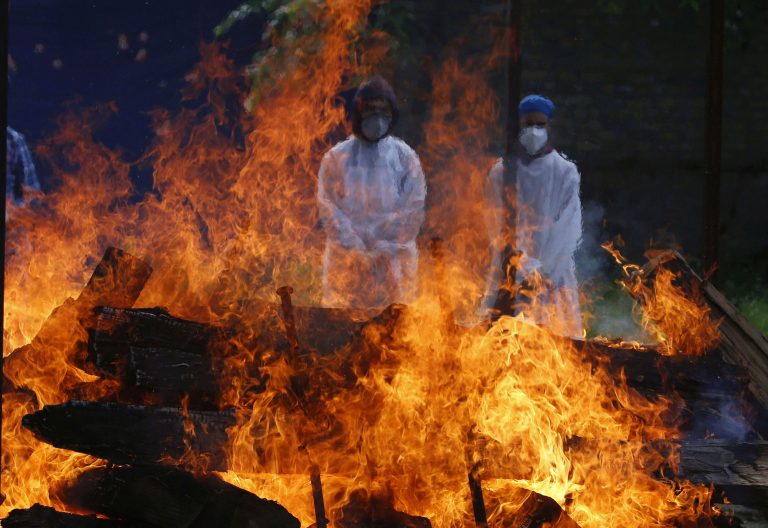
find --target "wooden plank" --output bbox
[128,346,218,406]
[89,308,210,374]
[676,440,768,488]
[479,439,768,496]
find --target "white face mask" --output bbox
[361,115,391,142]
[519,126,548,155]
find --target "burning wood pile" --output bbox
[2,246,767,527]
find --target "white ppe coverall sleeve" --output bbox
[317,149,365,250]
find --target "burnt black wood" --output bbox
[576,339,759,440]
[1,504,149,527]
[335,489,432,528]
[578,339,749,397]
[21,400,234,469]
[504,491,580,528]
[89,307,211,374]
[225,298,369,356]
[468,465,489,528]
[128,346,218,406]
[61,466,300,528]
[483,438,768,506]
[675,440,768,489]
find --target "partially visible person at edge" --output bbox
[317,76,427,310]
[483,94,583,337]
[6,126,41,217]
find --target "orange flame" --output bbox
[602,242,720,356]
[3,1,722,525]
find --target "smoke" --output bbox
[686,380,754,441]
[576,200,609,283]
[576,200,653,341]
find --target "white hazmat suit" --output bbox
[485,150,583,336]
[318,135,426,309]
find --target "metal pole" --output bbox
[493,0,523,317]
[276,286,300,357]
[309,464,328,528]
[704,0,724,282]
[465,427,489,528]
[468,463,489,528]
[275,287,327,528]
[505,0,522,157]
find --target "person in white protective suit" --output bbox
[484,95,583,337]
[6,126,40,207]
[317,76,427,309]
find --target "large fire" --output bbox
[3,0,725,526]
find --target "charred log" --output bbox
[577,338,749,397]
[89,307,210,374]
[21,400,234,469]
[335,489,432,528]
[218,298,370,357]
[60,465,300,528]
[84,307,219,406]
[501,490,580,528]
[1,504,147,527]
[3,248,152,392]
[126,346,218,406]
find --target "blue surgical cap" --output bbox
[519,95,555,118]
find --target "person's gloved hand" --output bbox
[369,239,397,255]
[338,232,365,250]
[519,255,542,278]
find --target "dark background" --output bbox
[7,0,251,165]
[7,0,768,333]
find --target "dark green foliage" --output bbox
[213,0,424,102]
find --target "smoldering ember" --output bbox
[3,1,768,527]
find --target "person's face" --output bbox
[362,97,393,119]
[519,111,549,129]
